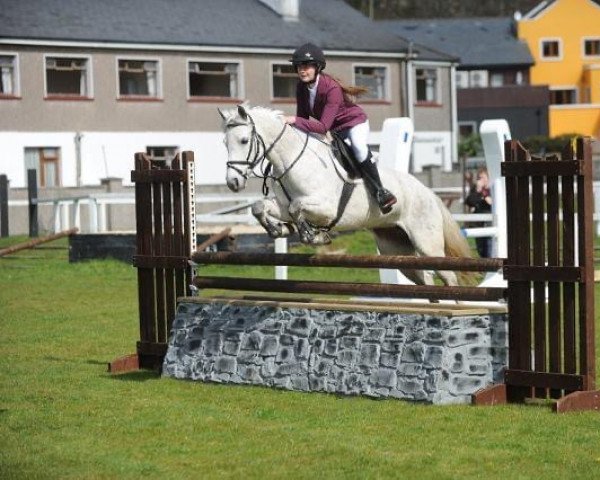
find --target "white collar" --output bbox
[307,74,320,91]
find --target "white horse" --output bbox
[219,104,472,287]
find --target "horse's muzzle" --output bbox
[227,177,241,192]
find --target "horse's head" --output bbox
[219,104,257,192]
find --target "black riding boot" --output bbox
[358,156,397,214]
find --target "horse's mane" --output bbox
[248,105,284,122]
[247,105,331,145]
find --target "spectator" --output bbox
[465,168,492,258]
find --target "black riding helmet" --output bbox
[290,43,326,71]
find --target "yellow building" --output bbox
[518,0,600,138]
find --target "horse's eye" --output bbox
[241,138,249,145]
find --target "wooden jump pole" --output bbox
[192,251,503,272]
[0,227,78,257]
[193,276,506,302]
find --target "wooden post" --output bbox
[474,137,599,413]
[27,169,38,238]
[0,174,8,238]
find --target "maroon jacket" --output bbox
[293,74,367,135]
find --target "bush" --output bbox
[458,133,483,158]
[522,133,582,155]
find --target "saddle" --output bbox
[329,131,362,180]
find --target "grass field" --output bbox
[1,232,600,479]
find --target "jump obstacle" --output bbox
[110,138,599,412]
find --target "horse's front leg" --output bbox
[289,197,336,245]
[251,198,295,238]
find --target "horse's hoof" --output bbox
[313,232,332,245]
[267,228,282,238]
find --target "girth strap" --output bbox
[325,181,356,230]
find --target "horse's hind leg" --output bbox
[405,219,459,287]
[252,198,295,238]
[372,227,430,286]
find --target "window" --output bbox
[583,38,600,57]
[415,68,438,103]
[490,73,504,87]
[0,55,18,96]
[455,71,469,89]
[24,147,60,187]
[515,71,525,85]
[118,59,160,97]
[541,39,562,59]
[45,56,91,97]
[469,70,488,88]
[272,63,297,99]
[188,61,240,98]
[354,65,388,100]
[146,146,179,163]
[458,122,477,139]
[550,88,577,105]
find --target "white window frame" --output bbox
[414,66,441,104]
[270,61,297,101]
[116,56,162,99]
[43,53,93,98]
[458,121,478,138]
[582,36,600,59]
[352,63,391,102]
[455,70,469,89]
[469,70,489,88]
[539,37,563,61]
[186,57,243,100]
[0,52,20,97]
[490,72,504,87]
[515,71,524,85]
[549,85,578,105]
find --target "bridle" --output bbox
[225,113,309,198]
[225,111,355,231]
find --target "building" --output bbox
[380,17,550,140]
[0,0,458,190]
[517,0,600,138]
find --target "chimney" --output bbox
[258,0,299,22]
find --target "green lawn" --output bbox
[1,233,600,479]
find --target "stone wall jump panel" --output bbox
[162,299,508,405]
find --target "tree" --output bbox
[344,0,541,19]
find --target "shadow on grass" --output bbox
[44,356,109,366]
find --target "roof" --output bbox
[0,0,450,60]
[379,17,534,68]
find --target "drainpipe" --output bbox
[406,42,415,122]
[405,44,416,173]
[450,63,458,166]
[74,132,83,187]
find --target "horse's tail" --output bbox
[437,196,477,286]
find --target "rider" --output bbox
[284,43,397,214]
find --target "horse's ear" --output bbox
[218,108,231,122]
[237,103,248,121]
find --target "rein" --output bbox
[225,111,355,230]
[225,114,309,198]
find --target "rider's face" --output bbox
[297,63,318,83]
